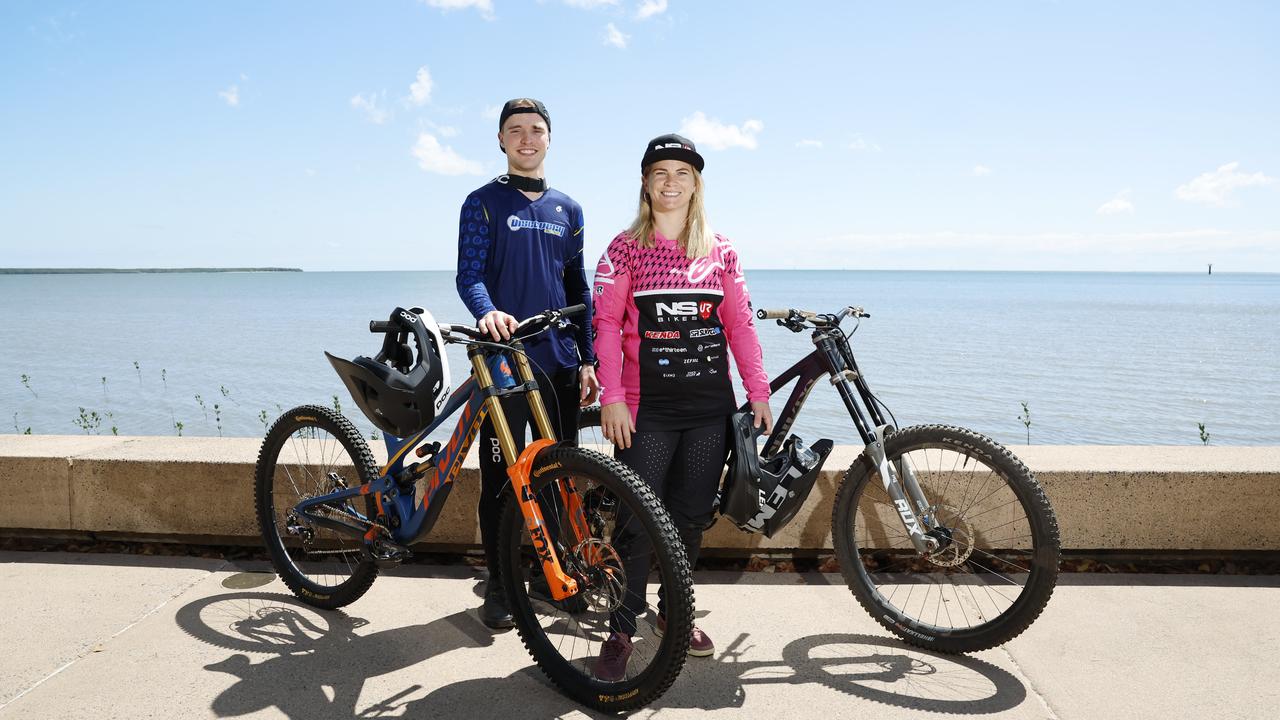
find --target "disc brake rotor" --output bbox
[572,539,626,612]
[925,506,975,568]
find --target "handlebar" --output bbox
[369,304,587,345]
[757,308,814,321]
[757,306,870,330]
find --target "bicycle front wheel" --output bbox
[832,424,1060,654]
[255,404,380,609]
[497,445,693,712]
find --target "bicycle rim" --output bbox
[499,446,692,711]
[842,425,1058,650]
[257,407,378,600]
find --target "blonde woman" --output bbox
[591,134,773,681]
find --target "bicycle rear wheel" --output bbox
[576,404,604,446]
[255,404,380,609]
[832,424,1059,653]
[497,445,693,712]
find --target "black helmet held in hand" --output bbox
[720,410,833,537]
[326,307,452,439]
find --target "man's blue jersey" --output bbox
[455,178,594,373]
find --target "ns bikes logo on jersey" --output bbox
[654,300,715,322]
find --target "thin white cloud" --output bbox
[419,0,494,20]
[604,22,629,48]
[796,139,823,149]
[972,164,992,177]
[1097,189,1134,215]
[481,105,501,120]
[407,67,433,106]
[636,0,668,20]
[219,85,240,107]
[1175,162,1274,207]
[351,92,390,124]
[678,111,763,151]
[425,119,460,138]
[412,132,484,175]
[846,135,881,152]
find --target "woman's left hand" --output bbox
[750,400,773,435]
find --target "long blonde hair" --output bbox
[625,164,714,259]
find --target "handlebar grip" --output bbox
[757,309,790,320]
[559,304,587,318]
[370,320,393,333]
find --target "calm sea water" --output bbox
[2,270,1277,446]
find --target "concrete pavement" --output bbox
[1,551,1278,719]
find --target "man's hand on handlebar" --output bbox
[478,310,518,341]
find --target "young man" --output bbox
[455,98,600,629]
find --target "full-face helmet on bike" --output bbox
[720,410,834,538]
[325,307,452,438]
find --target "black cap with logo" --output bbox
[641,133,705,173]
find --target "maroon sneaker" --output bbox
[593,633,633,683]
[654,616,715,657]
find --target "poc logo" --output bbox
[399,310,418,324]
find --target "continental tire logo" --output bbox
[533,461,563,477]
[598,688,640,703]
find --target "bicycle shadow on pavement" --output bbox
[648,631,1027,715]
[175,591,497,719]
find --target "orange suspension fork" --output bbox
[473,344,582,601]
[508,439,579,600]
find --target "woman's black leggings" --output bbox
[610,421,727,636]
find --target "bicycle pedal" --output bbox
[368,538,413,568]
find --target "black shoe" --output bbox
[528,574,589,614]
[480,577,514,629]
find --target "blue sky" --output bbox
[2,0,1277,271]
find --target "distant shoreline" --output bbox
[0,268,303,275]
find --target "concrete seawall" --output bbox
[3,435,1278,551]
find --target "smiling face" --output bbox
[644,159,697,214]
[499,113,549,175]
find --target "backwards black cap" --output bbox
[641,133,705,173]
[498,98,551,133]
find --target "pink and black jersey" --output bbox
[593,232,770,430]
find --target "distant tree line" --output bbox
[0,268,302,274]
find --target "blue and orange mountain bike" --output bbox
[254,305,693,711]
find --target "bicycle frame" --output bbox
[753,317,939,555]
[293,336,585,598]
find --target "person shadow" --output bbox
[646,630,1028,714]
[178,592,1027,718]
[176,591,497,719]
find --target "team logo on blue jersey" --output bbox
[507,215,566,237]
